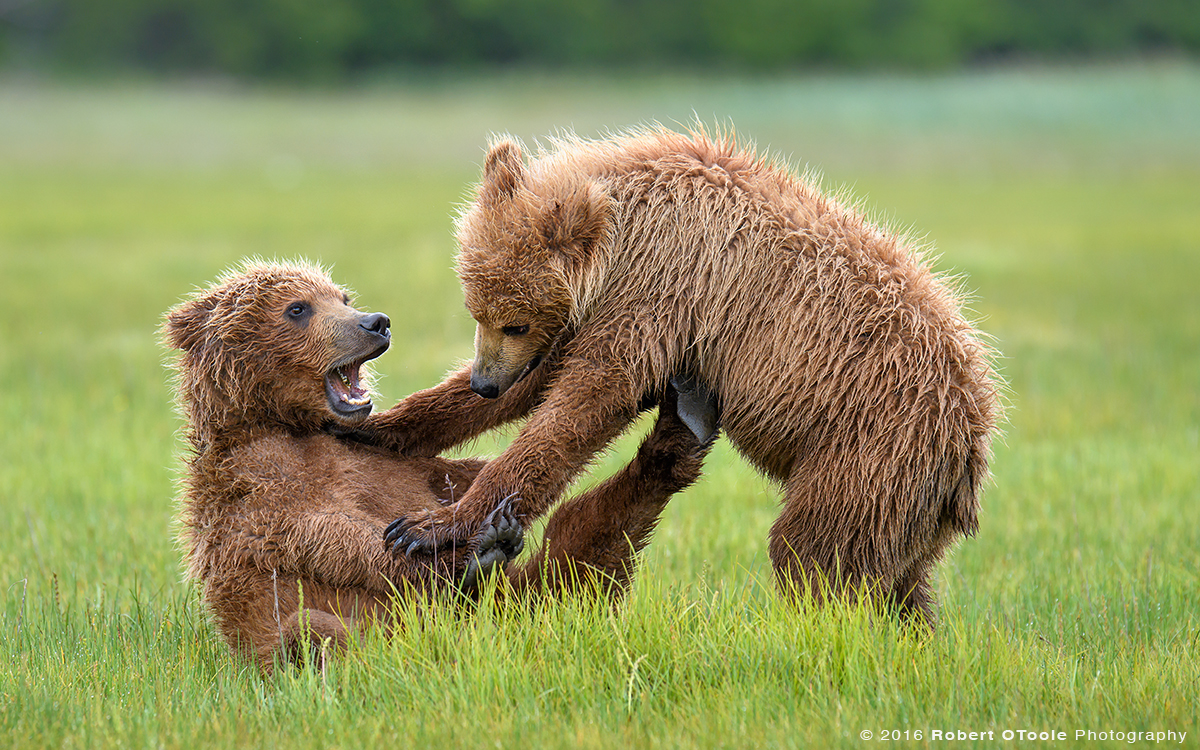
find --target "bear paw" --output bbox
[459,503,525,591]
[383,498,525,588]
[384,510,466,558]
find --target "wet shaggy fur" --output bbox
[164,260,711,670]
[367,127,1002,623]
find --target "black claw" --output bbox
[472,504,525,566]
[383,518,410,548]
[461,548,508,592]
[384,515,447,557]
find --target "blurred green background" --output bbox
[3,0,1200,78]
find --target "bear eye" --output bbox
[501,324,530,336]
[286,302,310,320]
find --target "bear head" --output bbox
[163,260,391,437]
[455,138,613,399]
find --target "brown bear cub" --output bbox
[163,260,715,670]
[367,128,1002,623]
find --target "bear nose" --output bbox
[360,312,390,336]
[470,372,500,399]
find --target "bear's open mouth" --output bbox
[324,355,378,419]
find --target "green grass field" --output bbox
[2,63,1198,748]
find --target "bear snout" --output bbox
[358,312,390,339]
[469,372,501,399]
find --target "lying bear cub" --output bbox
[163,260,715,670]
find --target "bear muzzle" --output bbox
[324,311,391,419]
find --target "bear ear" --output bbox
[479,139,524,204]
[163,297,214,352]
[541,180,611,262]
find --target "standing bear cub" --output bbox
[369,128,1002,622]
[164,260,715,670]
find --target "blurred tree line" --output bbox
[2,0,1197,77]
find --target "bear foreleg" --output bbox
[359,356,556,456]
[507,385,717,598]
[385,357,644,558]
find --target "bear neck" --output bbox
[182,378,325,455]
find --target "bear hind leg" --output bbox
[769,468,884,608]
[770,462,960,628]
[886,559,936,627]
[769,462,915,615]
